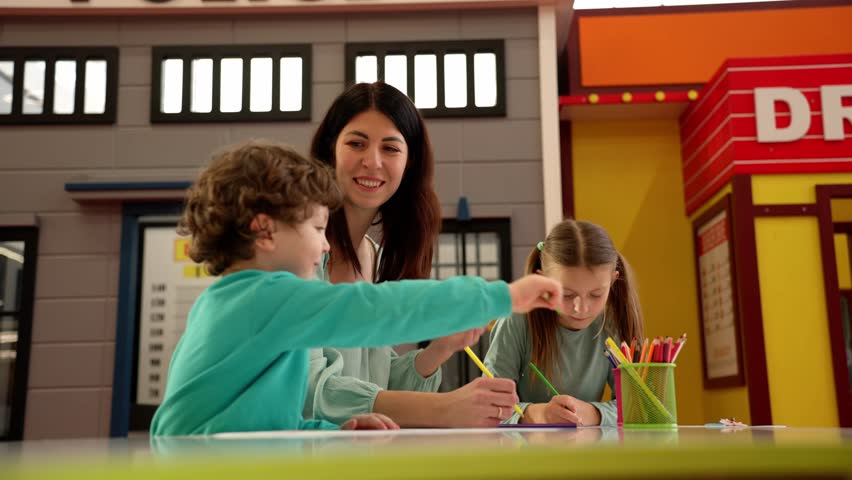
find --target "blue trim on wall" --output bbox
[110,203,182,437]
[65,181,191,192]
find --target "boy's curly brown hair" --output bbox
[178,139,343,276]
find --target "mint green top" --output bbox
[304,346,441,425]
[150,270,511,436]
[483,314,618,426]
[303,245,442,425]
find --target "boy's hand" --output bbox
[508,275,564,313]
[340,413,400,430]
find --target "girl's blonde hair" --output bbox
[526,219,643,382]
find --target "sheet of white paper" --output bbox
[212,426,578,439]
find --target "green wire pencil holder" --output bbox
[616,363,677,429]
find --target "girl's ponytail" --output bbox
[607,251,644,343]
[526,242,560,383]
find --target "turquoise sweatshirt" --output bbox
[150,270,510,436]
[483,313,619,426]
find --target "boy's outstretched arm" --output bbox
[253,274,510,350]
[251,273,563,351]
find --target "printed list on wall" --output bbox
[697,209,739,380]
[136,226,217,406]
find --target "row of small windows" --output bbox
[0,40,505,125]
[354,53,498,109]
[150,45,311,122]
[0,48,117,124]
[159,57,304,114]
[347,41,505,117]
[0,59,107,115]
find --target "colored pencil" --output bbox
[540,292,564,316]
[529,361,560,396]
[464,346,525,418]
[604,349,617,368]
[671,334,688,363]
[605,338,674,422]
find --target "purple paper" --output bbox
[497,423,576,428]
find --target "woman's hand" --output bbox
[430,327,487,354]
[340,413,400,430]
[415,327,487,376]
[438,377,519,427]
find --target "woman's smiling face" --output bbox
[333,109,408,213]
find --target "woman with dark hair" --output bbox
[304,82,520,427]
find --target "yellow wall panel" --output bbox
[752,174,852,204]
[572,120,705,424]
[704,387,751,425]
[831,199,852,223]
[755,217,839,427]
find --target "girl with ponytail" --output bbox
[483,219,644,426]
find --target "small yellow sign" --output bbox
[183,264,200,279]
[183,264,213,279]
[175,239,191,262]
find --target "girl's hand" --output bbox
[524,395,601,426]
[508,275,564,313]
[440,377,519,427]
[340,413,400,430]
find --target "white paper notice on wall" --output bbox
[697,209,738,380]
[136,226,217,406]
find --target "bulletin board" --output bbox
[693,194,746,388]
[130,222,216,430]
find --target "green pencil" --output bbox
[529,361,560,396]
[541,292,565,316]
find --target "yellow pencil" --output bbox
[463,346,525,418]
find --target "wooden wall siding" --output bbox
[0,9,543,438]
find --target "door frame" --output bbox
[815,184,852,427]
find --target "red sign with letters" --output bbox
[680,54,852,214]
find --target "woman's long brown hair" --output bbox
[527,220,644,382]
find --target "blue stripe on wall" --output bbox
[65,181,191,192]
